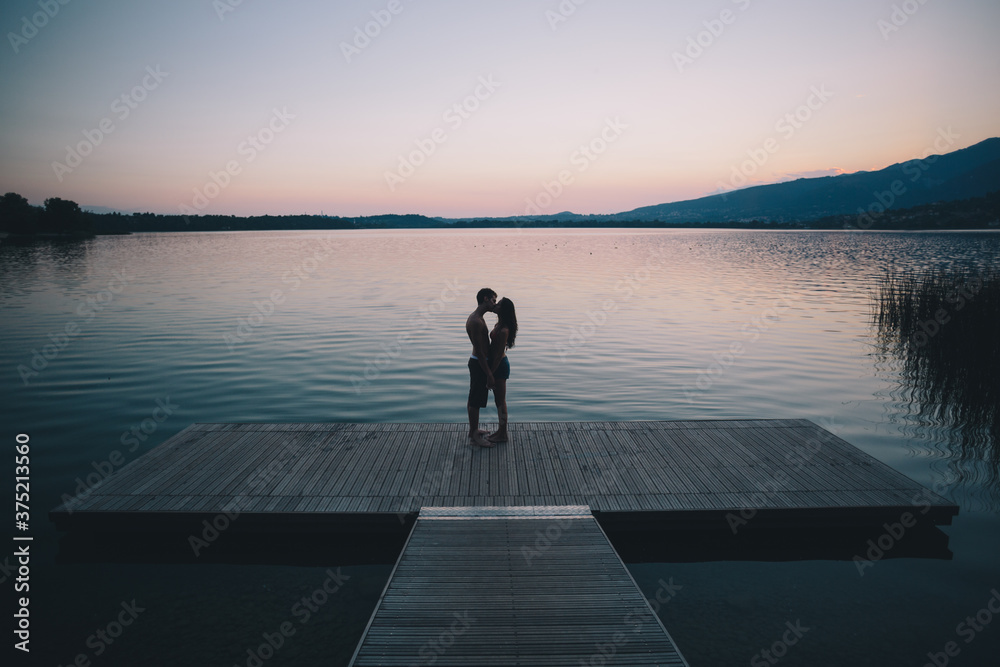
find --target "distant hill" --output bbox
[608,137,1000,223]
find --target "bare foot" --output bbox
[468,432,491,447]
[486,432,508,444]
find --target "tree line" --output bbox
[3,189,997,237]
[0,193,93,236]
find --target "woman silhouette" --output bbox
[486,297,518,445]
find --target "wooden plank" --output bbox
[319,429,380,497]
[380,430,421,500]
[270,431,329,497]
[300,429,355,496]
[185,428,281,496]
[288,430,344,496]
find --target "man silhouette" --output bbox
[466,288,497,446]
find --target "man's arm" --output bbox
[479,356,495,389]
[473,324,494,387]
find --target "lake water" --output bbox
[2,228,998,666]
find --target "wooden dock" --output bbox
[349,506,688,667]
[50,419,958,665]
[50,420,958,531]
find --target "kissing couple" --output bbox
[465,288,518,447]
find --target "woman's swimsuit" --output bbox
[493,356,510,381]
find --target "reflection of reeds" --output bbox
[872,267,1000,504]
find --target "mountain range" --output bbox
[447,136,999,225]
[608,136,1000,223]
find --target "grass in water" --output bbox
[872,266,1000,502]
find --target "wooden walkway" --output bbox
[49,420,958,530]
[349,506,688,667]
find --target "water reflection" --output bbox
[872,267,1000,507]
[0,236,95,308]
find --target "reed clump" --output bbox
[873,266,1000,493]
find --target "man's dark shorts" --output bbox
[468,357,488,408]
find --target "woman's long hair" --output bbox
[496,297,518,348]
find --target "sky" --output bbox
[1,0,998,218]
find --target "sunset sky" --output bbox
[2,0,998,218]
